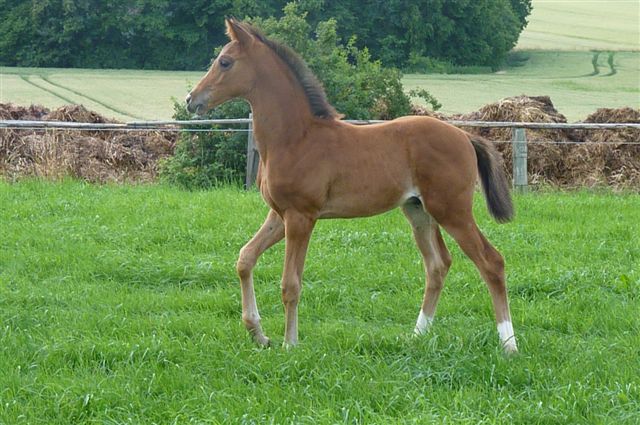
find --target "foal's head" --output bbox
[186,18,263,115]
[186,18,340,119]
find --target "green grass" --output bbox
[0,181,638,424]
[516,0,640,50]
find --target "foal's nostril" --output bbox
[185,93,200,114]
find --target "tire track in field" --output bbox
[40,76,145,120]
[20,75,77,105]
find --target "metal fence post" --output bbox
[512,127,528,193]
[245,113,259,189]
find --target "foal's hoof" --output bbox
[413,327,430,337]
[252,334,271,348]
[502,340,519,356]
[282,340,298,350]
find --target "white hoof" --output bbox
[414,310,433,336]
[497,321,518,354]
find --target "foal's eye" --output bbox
[218,57,233,70]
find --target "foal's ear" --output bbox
[225,17,254,46]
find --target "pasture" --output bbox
[515,0,640,51]
[3,49,638,122]
[0,181,638,423]
[405,51,640,120]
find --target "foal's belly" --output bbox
[318,180,415,219]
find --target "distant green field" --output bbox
[0,0,638,122]
[0,181,638,423]
[516,0,639,50]
[406,51,640,120]
[3,50,637,122]
[0,68,203,122]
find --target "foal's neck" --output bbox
[245,60,315,161]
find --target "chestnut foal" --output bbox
[186,19,518,353]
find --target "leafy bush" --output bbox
[159,100,249,189]
[406,54,454,74]
[160,3,440,189]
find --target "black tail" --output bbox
[468,133,514,223]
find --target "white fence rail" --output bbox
[2,117,639,191]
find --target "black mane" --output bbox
[239,22,341,120]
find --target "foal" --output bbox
[186,18,518,353]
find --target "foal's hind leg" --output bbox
[236,209,285,346]
[402,200,452,335]
[435,209,518,353]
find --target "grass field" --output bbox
[405,50,640,120]
[1,1,638,122]
[0,181,638,423]
[515,0,640,51]
[0,68,204,122]
[3,49,638,122]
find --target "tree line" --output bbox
[1,0,531,71]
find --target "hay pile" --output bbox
[414,96,639,188]
[0,103,176,183]
[577,107,640,187]
[0,103,50,120]
[2,100,638,188]
[457,95,581,186]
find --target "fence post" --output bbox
[245,113,259,189]
[512,127,528,193]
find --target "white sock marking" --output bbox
[497,320,518,352]
[414,310,433,335]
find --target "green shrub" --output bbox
[406,53,496,75]
[406,54,454,74]
[159,100,249,189]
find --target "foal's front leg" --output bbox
[281,211,316,347]
[237,209,284,346]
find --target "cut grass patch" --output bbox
[406,51,640,121]
[0,181,638,423]
[2,50,638,122]
[517,0,640,51]
[39,76,146,121]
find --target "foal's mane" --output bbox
[237,22,341,120]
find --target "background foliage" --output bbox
[0,0,531,70]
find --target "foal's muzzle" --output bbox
[185,93,204,115]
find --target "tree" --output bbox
[297,0,529,69]
[509,0,533,32]
[1,0,532,70]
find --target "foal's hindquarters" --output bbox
[236,117,517,353]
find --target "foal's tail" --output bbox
[467,133,514,223]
